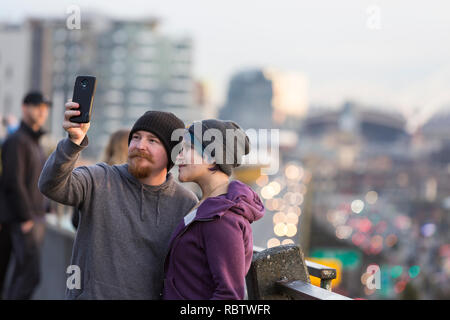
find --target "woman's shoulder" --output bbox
[200,208,250,230]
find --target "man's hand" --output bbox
[21,220,34,234]
[63,101,90,145]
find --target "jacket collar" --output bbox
[19,121,46,140]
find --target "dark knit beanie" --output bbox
[128,111,185,171]
[187,119,250,176]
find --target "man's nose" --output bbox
[135,138,146,150]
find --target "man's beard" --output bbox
[127,150,154,179]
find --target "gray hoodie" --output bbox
[38,137,198,299]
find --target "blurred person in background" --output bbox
[4,115,20,136]
[71,129,130,229]
[0,92,51,300]
[0,114,4,143]
[163,120,265,300]
[0,114,19,144]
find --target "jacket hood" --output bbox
[196,180,265,223]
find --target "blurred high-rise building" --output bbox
[218,68,308,131]
[1,14,204,158]
[0,23,32,122]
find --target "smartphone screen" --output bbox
[70,75,97,123]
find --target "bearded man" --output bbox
[38,102,197,299]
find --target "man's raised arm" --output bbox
[38,101,92,207]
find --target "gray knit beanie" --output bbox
[129,111,185,171]
[187,119,250,176]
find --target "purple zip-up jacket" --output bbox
[162,180,264,300]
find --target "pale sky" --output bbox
[2,0,450,126]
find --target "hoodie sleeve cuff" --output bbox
[60,136,89,157]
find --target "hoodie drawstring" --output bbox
[140,185,161,225]
[156,190,161,226]
[140,185,145,221]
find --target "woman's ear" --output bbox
[207,161,218,172]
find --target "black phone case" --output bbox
[70,75,97,123]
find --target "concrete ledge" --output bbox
[246,244,310,300]
[276,280,353,300]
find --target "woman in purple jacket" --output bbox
[162,119,265,300]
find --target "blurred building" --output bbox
[1,15,205,158]
[0,23,32,121]
[265,68,309,129]
[192,79,216,119]
[421,110,450,144]
[421,110,450,165]
[298,101,410,169]
[219,68,308,131]
[301,101,408,144]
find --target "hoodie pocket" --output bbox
[74,278,141,300]
[164,278,187,300]
[92,279,144,299]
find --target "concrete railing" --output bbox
[247,245,352,300]
[35,222,351,300]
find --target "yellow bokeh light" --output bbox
[286,223,297,237]
[284,192,304,206]
[281,239,294,245]
[268,181,281,196]
[274,223,287,237]
[265,199,274,211]
[272,198,286,211]
[286,212,298,224]
[285,164,304,181]
[267,238,281,248]
[286,206,302,216]
[365,191,378,205]
[261,185,275,199]
[256,174,269,187]
[273,212,287,224]
[335,225,353,239]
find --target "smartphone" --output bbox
[70,75,97,123]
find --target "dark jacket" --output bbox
[162,180,265,300]
[0,121,47,223]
